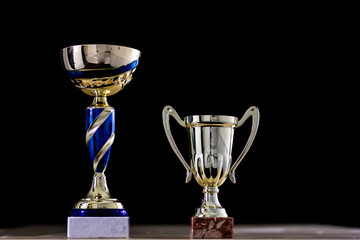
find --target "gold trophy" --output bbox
[61,44,140,238]
[162,106,260,238]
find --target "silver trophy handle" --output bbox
[162,105,192,183]
[229,106,260,183]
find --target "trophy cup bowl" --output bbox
[62,44,140,100]
[61,44,140,237]
[162,106,260,238]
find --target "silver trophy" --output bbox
[163,106,260,238]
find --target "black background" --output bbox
[1,3,358,228]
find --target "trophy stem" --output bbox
[91,96,110,107]
[87,172,111,200]
[195,187,228,217]
[71,106,126,213]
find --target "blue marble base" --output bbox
[67,216,129,238]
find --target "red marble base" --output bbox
[191,217,234,238]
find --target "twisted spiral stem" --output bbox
[86,108,115,173]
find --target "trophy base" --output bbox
[191,217,234,239]
[73,173,126,210]
[70,208,127,216]
[73,197,125,210]
[67,216,129,238]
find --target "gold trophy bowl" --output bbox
[61,44,140,105]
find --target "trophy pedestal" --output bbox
[191,217,234,239]
[67,216,129,238]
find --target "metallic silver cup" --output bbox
[163,106,260,217]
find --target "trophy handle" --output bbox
[229,106,260,184]
[162,105,192,183]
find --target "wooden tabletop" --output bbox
[1,224,359,239]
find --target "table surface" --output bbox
[1,224,360,239]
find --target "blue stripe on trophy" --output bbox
[67,59,139,79]
[86,108,115,173]
[70,209,128,217]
